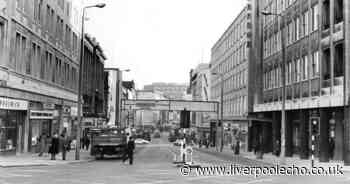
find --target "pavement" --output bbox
[193,146,350,172]
[0,149,93,168]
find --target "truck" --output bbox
[89,128,127,159]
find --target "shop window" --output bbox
[334,0,343,24]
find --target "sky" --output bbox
[85,0,247,89]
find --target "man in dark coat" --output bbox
[60,132,69,160]
[49,133,59,160]
[123,136,135,165]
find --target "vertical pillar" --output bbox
[299,109,309,159]
[319,108,330,162]
[343,0,350,166]
[285,111,293,157]
[334,110,344,160]
[272,112,281,154]
[330,0,335,93]
[23,110,30,153]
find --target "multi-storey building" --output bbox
[252,0,350,163]
[210,3,253,151]
[143,82,188,100]
[81,34,106,129]
[189,63,212,139]
[0,0,82,154]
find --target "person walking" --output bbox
[49,133,59,160]
[38,133,47,157]
[234,139,240,155]
[123,136,135,165]
[60,131,69,160]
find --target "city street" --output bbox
[1,135,350,184]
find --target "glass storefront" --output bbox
[29,119,52,153]
[0,110,25,153]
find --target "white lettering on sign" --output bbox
[30,110,54,119]
[0,97,28,110]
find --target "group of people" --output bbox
[37,131,71,160]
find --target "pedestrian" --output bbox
[49,132,59,160]
[275,139,281,156]
[234,139,240,155]
[59,131,69,160]
[123,136,135,165]
[38,133,47,157]
[85,135,90,150]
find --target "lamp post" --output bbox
[76,3,106,160]
[212,72,224,152]
[261,11,286,163]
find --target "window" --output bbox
[20,36,27,73]
[312,4,319,31]
[0,21,5,60]
[296,17,300,40]
[314,51,319,76]
[303,55,308,80]
[26,43,35,75]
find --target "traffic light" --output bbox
[180,110,190,128]
[311,118,319,135]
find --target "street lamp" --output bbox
[76,3,106,160]
[211,72,224,152]
[261,11,286,164]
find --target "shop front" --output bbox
[0,97,28,155]
[28,110,57,153]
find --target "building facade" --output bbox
[0,0,82,154]
[252,0,350,163]
[189,63,212,140]
[210,4,253,151]
[143,82,188,100]
[81,34,106,129]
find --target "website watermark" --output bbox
[179,164,344,177]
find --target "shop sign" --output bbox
[71,107,78,116]
[30,110,54,119]
[0,97,28,110]
[43,103,55,110]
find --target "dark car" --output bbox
[143,132,151,141]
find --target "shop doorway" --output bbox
[29,120,52,153]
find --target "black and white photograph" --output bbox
[0,0,350,183]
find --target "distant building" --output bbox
[143,82,188,100]
[210,4,253,151]
[135,90,166,129]
[189,63,212,138]
[81,34,107,129]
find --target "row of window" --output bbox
[223,95,248,117]
[13,32,78,91]
[18,0,79,57]
[263,4,319,58]
[262,0,297,26]
[263,51,319,90]
[212,14,249,61]
[211,69,248,99]
[212,43,248,79]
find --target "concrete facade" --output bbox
[251,0,350,163]
[0,0,82,154]
[209,3,253,151]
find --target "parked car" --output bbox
[135,138,150,144]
